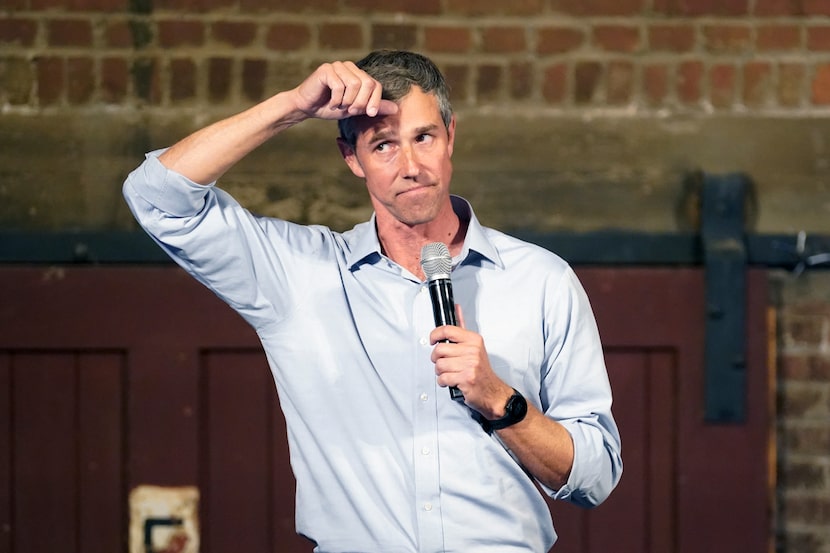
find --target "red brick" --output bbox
[653,0,749,15]
[757,24,802,51]
[482,27,527,53]
[784,495,830,526]
[158,20,205,47]
[709,64,736,108]
[784,425,830,457]
[155,0,226,10]
[783,459,826,489]
[446,0,545,16]
[170,58,196,102]
[36,56,63,105]
[441,64,468,102]
[643,63,668,106]
[804,0,830,15]
[755,0,803,14]
[550,0,644,16]
[536,27,584,55]
[423,26,471,53]
[100,57,128,103]
[370,24,417,50]
[0,18,37,46]
[239,0,337,10]
[542,62,568,104]
[212,21,257,48]
[574,61,601,104]
[780,384,827,418]
[509,61,532,100]
[47,19,93,47]
[345,0,440,14]
[476,63,502,102]
[0,56,34,105]
[778,62,805,106]
[105,20,133,48]
[781,354,812,380]
[132,57,162,104]
[607,60,634,104]
[743,61,772,107]
[67,0,127,10]
[703,25,752,54]
[265,23,311,50]
[807,26,830,51]
[66,56,94,104]
[208,57,232,102]
[30,0,64,8]
[648,24,695,52]
[677,61,703,104]
[242,58,266,102]
[319,23,364,50]
[812,63,830,105]
[200,0,237,8]
[785,313,829,344]
[592,25,640,53]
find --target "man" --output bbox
[123,50,622,552]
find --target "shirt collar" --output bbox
[344,195,503,272]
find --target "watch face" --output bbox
[508,394,527,420]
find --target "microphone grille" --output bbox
[420,242,452,280]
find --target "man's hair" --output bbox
[337,50,453,147]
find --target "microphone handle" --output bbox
[428,279,465,401]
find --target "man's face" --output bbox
[338,86,456,228]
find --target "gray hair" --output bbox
[337,50,453,147]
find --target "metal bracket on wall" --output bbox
[701,173,749,424]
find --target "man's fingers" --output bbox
[455,304,465,329]
[326,61,385,116]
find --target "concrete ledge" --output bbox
[1,112,828,234]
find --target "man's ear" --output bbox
[336,137,366,179]
[447,115,457,157]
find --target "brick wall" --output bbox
[3,0,830,113]
[2,2,830,552]
[777,272,830,553]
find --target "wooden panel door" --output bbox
[549,268,772,553]
[0,266,772,552]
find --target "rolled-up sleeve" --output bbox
[540,267,623,508]
[122,150,299,333]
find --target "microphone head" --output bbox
[420,242,452,281]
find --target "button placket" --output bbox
[411,282,445,551]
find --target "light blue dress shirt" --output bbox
[123,151,622,553]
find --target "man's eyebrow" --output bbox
[365,123,441,144]
[414,124,440,135]
[366,128,393,144]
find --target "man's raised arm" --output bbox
[157,61,398,185]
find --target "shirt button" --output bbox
[420,393,428,402]
[424,503,433,512]
[419,337,428,346]
[421,447,431,455]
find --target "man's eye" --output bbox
[375,142,389,152]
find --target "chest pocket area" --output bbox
[484,338,541,394]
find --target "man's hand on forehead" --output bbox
[295,61,398,121]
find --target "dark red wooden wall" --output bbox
[0,267,773,552]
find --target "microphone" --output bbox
[420,242,464,401]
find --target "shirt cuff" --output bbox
[132,149,217,217]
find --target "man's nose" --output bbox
[400,145,420,177]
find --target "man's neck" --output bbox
[377,207,467,280]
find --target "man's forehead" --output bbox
[353,90,443,140]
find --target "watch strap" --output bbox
[477,388,527,434]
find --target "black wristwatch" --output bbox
[478,388,528,434]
